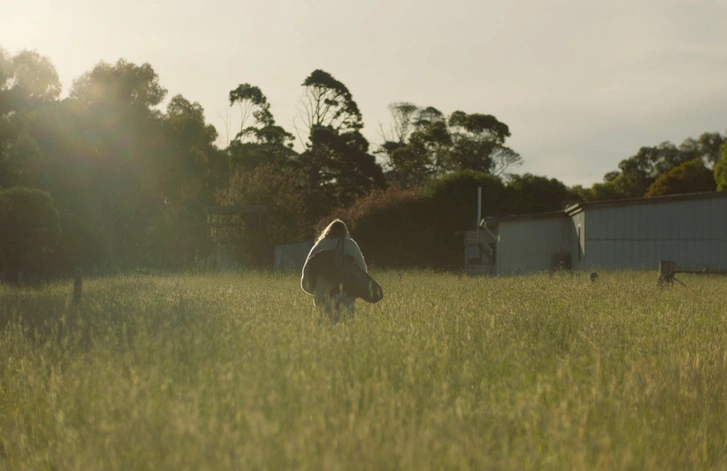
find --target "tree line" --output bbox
[1,46,726,278]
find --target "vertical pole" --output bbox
[477,187,482,229]
[658,260,676,286]
[213,214,218,272]
[73,268,83,306]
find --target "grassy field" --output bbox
[1,270,726,470]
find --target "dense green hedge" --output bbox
[0,186,61,282]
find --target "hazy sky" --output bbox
[3,0,727,186]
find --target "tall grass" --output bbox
[1,271,726,470]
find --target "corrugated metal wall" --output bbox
[583,197,727,271]
[274,241,314,272]
[497,215,572,275]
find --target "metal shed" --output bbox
[484,211,572,275]
[477,191,727,276]
[274,241,314,272]
[565,191,727,272]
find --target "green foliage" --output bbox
[424,169,507,220]
[303,126,385,215]
[382,102,418,144]
[5,44,726,276]
[214,165,308,267]
[325,184,429,267]
[0,49,61,114]
[381,104,521,185]
[18,58,227,273]
[388,137,433,187]
[0,186,60,280]
[679,132,725,164]
[715,141,727,191]
[70,59,166,109]
[579,180,629,202]
[58,61,171,270]
[2,272,727,469]
[299,69,362,132]
[1,49,60,190]
[0,132,44,188]
[296,70,385,221]
[329,171,507,269]
[583,131,727,201]
[505,173,573,213]
[448,111,510,144]
[645,158,716,197]
[226,83,295,173]
[162,94,222,206]
[143,206,213,269]
[228,83,293,148]
[328,171,573,269]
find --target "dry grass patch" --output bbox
[1,271,726,470]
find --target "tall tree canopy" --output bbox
[296,69,384,224]
[1,48,61,189]
[577,130,727,201]
[12,44,727,273]
[296,69,363,135]
[0,48,61,114]
[226,83,295,170]
[505,174,573,214]
[380,104,522,187]
[645,158,716,197]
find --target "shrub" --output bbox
[646,158,716,197]
[0,186,61,282]
[324,171,508,270]
[214,165,308,267]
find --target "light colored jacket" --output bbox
[300,236,367,297]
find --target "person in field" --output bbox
[301,219,368,320]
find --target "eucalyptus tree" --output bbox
[295,69,384,222]
[0,48,61,188]
[446,111,521,176]
[679,132,725,164]
[227,83,295,170]
[381,104,521,186]
[295,69,364,137]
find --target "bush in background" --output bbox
[0,186,61,282]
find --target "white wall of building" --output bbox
[495,215,572,275]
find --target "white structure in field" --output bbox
[465,191,727,276]
[274,241,314,272]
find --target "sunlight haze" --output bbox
[3,0,726,186]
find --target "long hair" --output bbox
[315,219,349,244]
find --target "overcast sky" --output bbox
[3,0,726,186]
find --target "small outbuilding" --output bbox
[274,241,314,272]
[468,191,727,276]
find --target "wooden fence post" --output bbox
[73,268,83,306]
[658,260,676,286]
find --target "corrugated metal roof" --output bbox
[564,191,727,216]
